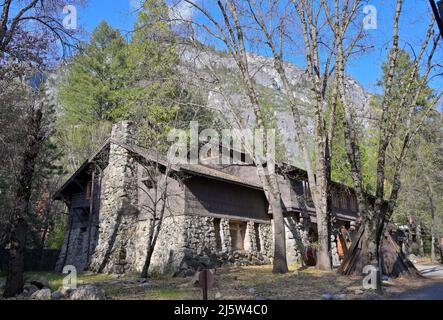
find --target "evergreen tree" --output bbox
[59,21,131,125]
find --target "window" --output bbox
[254,223,261,252]
[350,194,357,211]
[332,192,340,208]
[303,181,314,207]
[341,192,348,209]
[142,179,155,189]
[229,221,246,251]
[85,181,92,200]
[214,218,222,251]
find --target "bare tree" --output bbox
[3,94,49,297]
[137,155,179,278]
[1,0,84,297]
[0,0,83,59]
[335,0,441,285]
[418,146,439,262]
[176,0,296,273]
[242,0,366,270]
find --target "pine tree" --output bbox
[59,21,131,125]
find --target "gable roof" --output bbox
[54,137,378,204]
[54,138,263,200]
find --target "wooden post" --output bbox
[86,166,95,262]
[202,269,208,300]
[198,269,214,300]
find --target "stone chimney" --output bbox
[110,120,136,145]
[88,120,139,274]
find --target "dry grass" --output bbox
[98,264,363,300]
[2,264,440,300]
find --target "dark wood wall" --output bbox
[185,176,270,222]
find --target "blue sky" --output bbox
[74,0,442,94]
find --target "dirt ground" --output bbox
[1,263,442,300]
[100,265,364,300]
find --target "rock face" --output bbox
[23,284,39,296]
[30,278,49,289]
[51,291,64,300]
[179,45,372,168]
[70,285,106,300]
[31,289,52,300]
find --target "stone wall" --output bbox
[88,121,140,274]
[284,215,311,264]
[133,215,188,275]
[172,215,273,276]
[130,214,273,277]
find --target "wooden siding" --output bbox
[185,176,269,221]
[71,192,90,209]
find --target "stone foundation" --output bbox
[284,215,311,264]
[173,215,272,276]
[131,214,274,277]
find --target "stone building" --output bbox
[54,122,362,276]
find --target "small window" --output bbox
[85,181,92,200]
[303,181,314,207]
[341,192,348,209]
[143,179,155,189]
[332,192,340,208]
[350,194,357,211]
[254,223,261,252]
[214,218,222,251]
[229,221,246,251]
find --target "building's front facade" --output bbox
[54,122,361,276]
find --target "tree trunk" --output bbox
[3,106,43,297]
[270,198,289,274]
[440,244,443,264]
[3,218,27,297]
[339,223,420,279]
[316,195,332,270]
[416,223,424,257]
[141,246,154,279]
[431,236,435,263]
[338,219,379,276]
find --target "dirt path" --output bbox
[383,263,443,300]
[415,264,443,280]
[389,282,443,300]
